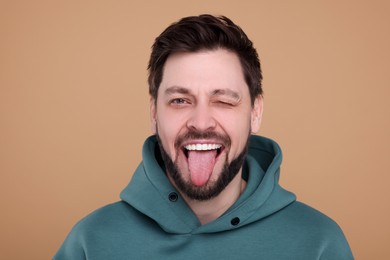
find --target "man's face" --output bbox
[151,49,262,200]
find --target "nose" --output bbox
[186,104,217,131]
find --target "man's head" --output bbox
[148,14,263,105]
[148,15,263,201]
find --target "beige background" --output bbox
[1,1,389,259]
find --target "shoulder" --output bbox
[280,201,354,259]
[54,201,140,259]
[70,201,140,235]
[280,201,345,236]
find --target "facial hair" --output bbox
[156,130,250,201]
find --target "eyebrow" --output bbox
[164,86,191,95]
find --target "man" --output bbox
[54,15,353,259]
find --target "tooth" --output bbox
[185,143,222,151]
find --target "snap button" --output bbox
[168,192,178,202]
[231,217,240,226]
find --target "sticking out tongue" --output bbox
[187,150,217,186]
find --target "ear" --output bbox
[150,97,157,134]
[250,95,263,133]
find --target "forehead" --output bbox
[159,49,248,95]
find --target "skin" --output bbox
[150,48,263,224]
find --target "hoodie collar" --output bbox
[120,135,296,234]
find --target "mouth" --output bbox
[182,143,224,158]
[179,142,225,187]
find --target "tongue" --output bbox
[188,150,217,186]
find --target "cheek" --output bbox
[215,111,251,152]
[156,110,185,157]
[232,120,251,148]
[156,120,175,144]
[215,110,251,134]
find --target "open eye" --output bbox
[169,98,190,106]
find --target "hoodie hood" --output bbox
[120,135,296,234]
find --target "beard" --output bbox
[156,129,250,201]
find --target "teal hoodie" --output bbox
[54,135,353,259]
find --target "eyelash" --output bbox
[169,98,190,105]
[168,98,236,107]
[216,100,234,106]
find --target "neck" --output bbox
[179,171,246,225]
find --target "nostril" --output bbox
[186,111,217,131]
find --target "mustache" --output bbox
[174,130,231,150]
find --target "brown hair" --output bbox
[147,14,263,105]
